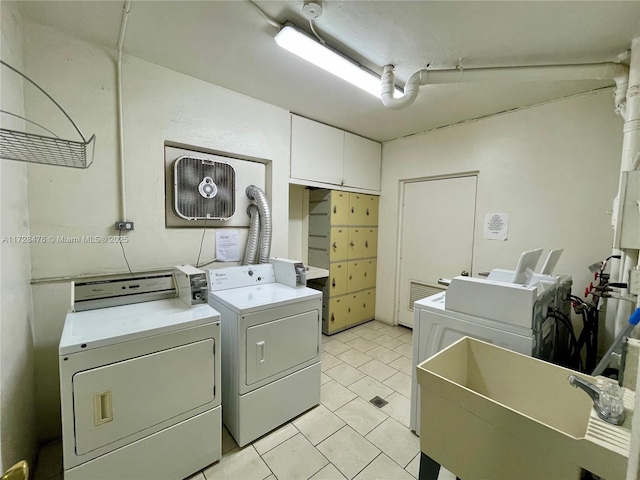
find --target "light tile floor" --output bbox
[34,320,456,480]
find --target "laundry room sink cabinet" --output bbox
[308,189,379,334]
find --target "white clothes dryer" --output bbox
[59,273,221,480]
[207,263,322,447]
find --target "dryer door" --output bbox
[245,310,319,387]
[72,338,215,455]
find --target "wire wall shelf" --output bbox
[0,60,95,169]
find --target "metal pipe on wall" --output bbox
[381,62,629,110]
[612,36,640,340]
[116,0,132,221]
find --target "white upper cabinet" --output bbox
[291,115,344,186]
[290,115,381,192]
[343,132,381,191]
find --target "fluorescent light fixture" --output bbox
[275,24,394,98]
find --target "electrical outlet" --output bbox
[629,269,640,295]
[115,221,134,231]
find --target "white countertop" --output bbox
[306,266,329,280]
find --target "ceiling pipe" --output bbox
[381,62,629,110]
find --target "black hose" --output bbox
[548,310,582,371]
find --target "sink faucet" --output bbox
[568,375,626,426]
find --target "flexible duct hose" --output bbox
[242,204,260,265]
[245,185,272,263]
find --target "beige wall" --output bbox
[376,90,623,324]
[21,22,292,442]
[24,25,291,280]
[0,1,37,471]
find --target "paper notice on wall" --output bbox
[484,213,509,241]
[215,230,240,262]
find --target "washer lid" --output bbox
[208,283,321,314]
[59,298,220,355]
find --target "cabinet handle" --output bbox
[332,242,337,250]
[348,307,351,313]
[363,303,366,308]
[366,208,370,216]
[332,278,336,288]
[350,241,355,247]
[364,272,367,277]
[351,207,354,213]
[365,241,369,248]
[349,275,352,280]
[331,313,335,323]
[333,205,337,214]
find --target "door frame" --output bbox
[394,171,479,326]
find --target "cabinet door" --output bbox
[330,191,350,225]
[291,115,344,185]
[329,228,349,262]
[329,262,348,296]
[326,296,349,333]
[343,132,381,191]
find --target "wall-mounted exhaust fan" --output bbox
[173,155,236,220]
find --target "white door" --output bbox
[397,176,477,327]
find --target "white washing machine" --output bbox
[59,273,222,480]
[410,292,534,436]
[207,263,322,447]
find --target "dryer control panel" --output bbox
[207,264,276,291]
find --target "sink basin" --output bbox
[417,337,635,480]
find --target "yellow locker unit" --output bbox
[308,189,379,334]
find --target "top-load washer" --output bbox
[59,271,222,480]
[207,263,322,447]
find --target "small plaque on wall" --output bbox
[484,212,509,240]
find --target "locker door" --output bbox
[349,193,367,225]
[347,261,364,293]
[361,289,376,320]
[362,259,377,290]
[348,228,364,259]
[361,228,378,258]
[330,191,350,225]
[329,262,348,296]
[361,195,379,226]
[329,228,349,262]
[351,290,375,324]
[327,296,349,333]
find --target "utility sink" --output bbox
[417,337,635,480]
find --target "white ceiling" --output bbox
[14,1,640,142]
